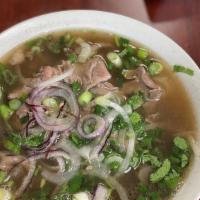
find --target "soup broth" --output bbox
[0,30,196,200]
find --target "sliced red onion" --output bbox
[90,124,112,160]
[77,114,106,139]
[93,184,110,200]
[29,82,79,132]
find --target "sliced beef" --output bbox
[8,86,32,100]
[64,57,111,89]
[90,82,118,96]
[122,66,163,101]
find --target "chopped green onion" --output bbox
[0,188,12,200]
[67,53,78,63]
[114,35,120,47]
[67,174,83,193]
[107,52,122,68]
[8,99,21,111]
[137,48,149,60]
[148,62,163,76]
[173,65,194,76]
[40,178,46,188]
[78,91,93,106]
[118,49,128,57]
[114,36,129,48]
[130,112,142,125]
[119,45,136,58]
[0,104,13,120]
[42,98,58,108]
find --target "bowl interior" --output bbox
[0,10,200,200]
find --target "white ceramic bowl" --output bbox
[0,10,199,200]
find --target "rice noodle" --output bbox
[95,95,136,173]
[84,169,129,200]
[78,42,92,63]
[93,184,110,200]
[14,160,36,198]
[41,169,77,185]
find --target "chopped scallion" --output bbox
[173,65,194,76]
[8,99,22,111]
[0,104,13,120]
[149,62,163,76]
[107,52,122,68]
[78,91,93,106]
[137,48,149,60]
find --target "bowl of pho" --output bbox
[0,10,200,200]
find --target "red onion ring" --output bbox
[77,114,106,139]
[29,82,79,132]
[23,117,59,153]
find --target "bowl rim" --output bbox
[0,10,200,200]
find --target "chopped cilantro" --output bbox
[70,132,89,148]
[67,174,83,193]
[173,136,188,150]
[67,53,77,63]
[164,170,180,190]
[71,81,81,94]
[24,133,45,147]
[180,154,188,168]
[93,105,108,117]
[150,159,171,183]
[3,132,45,153]
[112,115,128,131]
[127,92,144,110]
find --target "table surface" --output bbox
[0,0,200,66]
